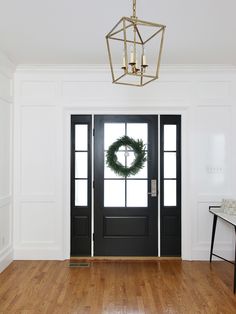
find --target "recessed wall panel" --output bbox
[21,107,56,196]
[21,81,57,104]
[62,81,191,102]
[20,202,55,243]
[0,99,10,197]
[196,107,231,195]
[198,82,230,100]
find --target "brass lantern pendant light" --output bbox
[106,0,166,87]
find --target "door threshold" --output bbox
[70,256,182,262]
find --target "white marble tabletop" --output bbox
[209,207,236,226]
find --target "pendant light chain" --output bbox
[132,0,137,18]
[131,0,137,74]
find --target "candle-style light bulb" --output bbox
[135,55,140,72]
[141,47,148,73]
[142,54,147,66]
[122,55,126,67]
[129,48,135,65]
[121,51,127,70]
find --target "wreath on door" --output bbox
[106,135,147,177]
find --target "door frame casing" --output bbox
[63,107,191,259]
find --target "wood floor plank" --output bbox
[0,260,236,313]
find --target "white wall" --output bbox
[0,52,15,272]
[13,65,236,260]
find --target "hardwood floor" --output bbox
[0,260,236,313]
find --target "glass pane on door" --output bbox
[127,152,148,179]
[75,125,88,151]
[127,180,148,207]
[164,125,176,151]
[75,180,88,206]
[164,180,176,206]
[164,152,176,178]
[127,123,148,145]
[104,180,125,207]
[104,123,125,149]
[75,152,88,178]
[104,152,125,178]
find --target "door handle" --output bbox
[148,179,157,197]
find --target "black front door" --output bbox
[94,115,158,256]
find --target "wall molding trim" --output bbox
[192,248,234,261]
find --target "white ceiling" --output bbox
[0,0,235,65]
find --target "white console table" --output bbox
[209,206,236,293]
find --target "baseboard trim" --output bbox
[14,247,64,260]
[191,248,234,261]
[0,247,13,273]
[70,256,182,262]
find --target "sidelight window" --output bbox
[160,115,181,256]
[161,122,180,208]
[74,124,89,207]
[163,125,177,206]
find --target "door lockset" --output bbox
[148,179,157,197]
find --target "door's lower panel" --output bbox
[103,216,148,237]
[94,238,157,256]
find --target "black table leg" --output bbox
[234,226,236,293]
[210,215,217,263]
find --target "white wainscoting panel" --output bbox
[197,81,230,100]
[21,107,57,196]
[196,106,232,196]
[20,81,58,106]
[0,99,11,197]
[62,81,192,103]
[20,201,56,244]
[191,102,234,260]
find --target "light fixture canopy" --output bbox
[106,0,166,87]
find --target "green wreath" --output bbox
[106,135,147,177]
